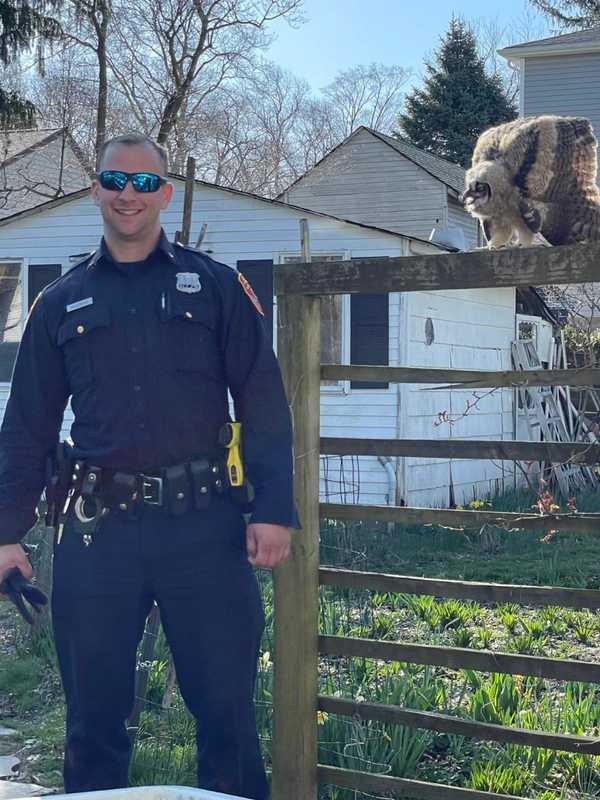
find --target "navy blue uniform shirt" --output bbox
[0,231,298,545]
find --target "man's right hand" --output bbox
[0,544,33,586]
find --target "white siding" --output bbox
[523,54,600,182]
[402,286,516,507]
[283,128,448,241]
[447,197,479,250]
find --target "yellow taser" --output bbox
[219,422,244,487]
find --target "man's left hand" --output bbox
[246,523,291,568]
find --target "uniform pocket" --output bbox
[57,305,111,391]
[162,292,221,375]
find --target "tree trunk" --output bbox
[94,10,110,166]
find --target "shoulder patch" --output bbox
[238,272,264,317]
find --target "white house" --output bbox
[0,176,519,508]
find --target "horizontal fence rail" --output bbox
[318,696,600,755]
[321,364,600,388]
[321,437,600,464]
[274,242,600,295]
[319,568,600,609]
[317,765,530,800]
[320,502,600,534]
[320,635,600,683]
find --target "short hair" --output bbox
[97,134,169,174]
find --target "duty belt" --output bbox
[77,458,228,517]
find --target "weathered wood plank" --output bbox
[274,242,600,296]
[320,364,600,388]
[319,635,600,683]
[180,156,196,245]
[272,295,321,800]
[321,437,600,464]
[319,568,600,609]
[317,765,529,800]
[320,502,600,535]
[318,696,600,754]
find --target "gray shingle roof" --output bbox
[366,128,466,194]
[499,25,600,55]
[0,128,64,164]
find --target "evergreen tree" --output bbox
[0,0,61,126]
[397,19,516,168]
[529,0,600,29]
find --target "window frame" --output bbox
[0,257,25,386]
[0,258,72,387]
[273,250,351,394]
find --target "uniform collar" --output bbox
[88,229,176,271]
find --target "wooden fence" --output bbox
[271,242,600,800]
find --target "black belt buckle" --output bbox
[142,475,163,505]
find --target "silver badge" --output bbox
[176,272,201,293]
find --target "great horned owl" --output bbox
[461,115,600,248]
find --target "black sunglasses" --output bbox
[97,170,168,193]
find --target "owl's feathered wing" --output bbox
[473,115,600,245]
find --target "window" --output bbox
[0,262,62,382]
[278,253,349,388]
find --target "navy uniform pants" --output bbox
[51,494,267,799]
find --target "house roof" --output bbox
[0,174,448,251]
[279,126,466,199]
[0,128,60,162]
[365,128,466,194]
[0,126,93,176]
[499,26,600,59]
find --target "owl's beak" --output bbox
[461,183,490,209]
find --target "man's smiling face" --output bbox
[91,142,173,248]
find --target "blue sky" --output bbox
[266,0,551,92]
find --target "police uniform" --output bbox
[0,230,298,798]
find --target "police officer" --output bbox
[0,134,298,799]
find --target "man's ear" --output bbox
[90,179,100,207]
[161,181,174,210]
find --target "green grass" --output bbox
[320,488,600,588]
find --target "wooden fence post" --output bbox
[272,291,321,800]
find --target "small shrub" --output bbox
[571,611,597,644]
[470,758,528,795]
[519,618,547,640]
[468,672,520,726]
[475,628,493,649]
[498,604,520,634]
[453,628,473,648]
[508,633,547,655]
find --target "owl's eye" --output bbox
[475,182,486,192]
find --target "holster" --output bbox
[44,441,75,529]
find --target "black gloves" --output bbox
[0,567,48,625]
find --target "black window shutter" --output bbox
[350,294,389,389]
[236,260,274,346]
[0,264,62,382]
[28,264,61,308]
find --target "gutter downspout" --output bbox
[378,456,397,534]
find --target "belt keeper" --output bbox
[190,458,211,510]
[165,464,190,516]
